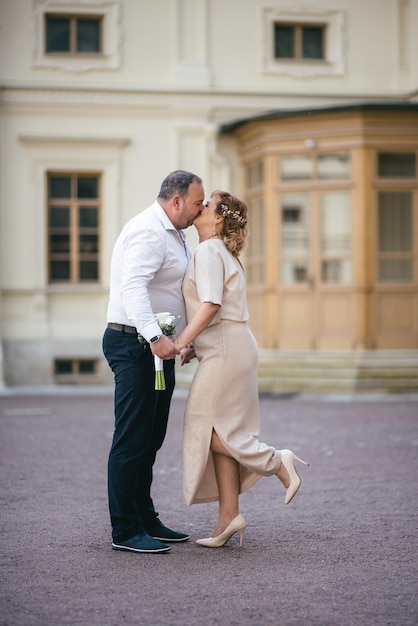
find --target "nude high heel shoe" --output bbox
[280,449,309,505]
[196,514,246,548]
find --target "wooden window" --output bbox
[378,192,413,281]
[281,154,350,181]
[274,23,325,60]
[376,151,416,282]
[281,194,310,284]
[281,156,313,180]
[247,197,265,286]
[54,359,98,382]
[246,162,265,286]
[320,192,352,284]
[47,173,101,284]
[247,161,264,189]
[378,153,416,178]
[45,14,102,54]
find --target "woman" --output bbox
[174,191,308,548]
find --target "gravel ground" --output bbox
[0,388,417,626]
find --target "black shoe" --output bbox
[145,520,189,543]
[112,532,170,553]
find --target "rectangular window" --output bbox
[54,359,97,382]
[45,14,102,54]
[281,154,350,181]
[274,23,325,60]
[320,192,352,284]
[247,198,265,285]
[247,162,264,189]
[48,173,101,284]
[378,192,413,281]
[378,153,416,178]
[281,156,313,180]
[281,194,310,284]
[318,154,350,179]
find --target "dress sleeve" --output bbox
[193,241,224,306]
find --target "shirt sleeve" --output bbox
[193,241,224,306]
[121,224,165,340]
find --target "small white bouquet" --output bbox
[138,312,180,390]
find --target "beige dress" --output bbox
[182,238,282,505]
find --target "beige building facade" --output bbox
[1,0,417,390]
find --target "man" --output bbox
[103,170,205,553]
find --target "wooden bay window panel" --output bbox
[378,153,416,178]
[247,197,265,285]
[378,192,413,282]
[281,155,313,180]
[318,154,350,179]
[281,194,310,284]
[320,191,352,284]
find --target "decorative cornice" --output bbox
[18,134,131,147]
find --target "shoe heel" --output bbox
[293,453,309,466]
[238,527,245,548]
[280,449,309,505]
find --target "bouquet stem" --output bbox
[154,355,166,391]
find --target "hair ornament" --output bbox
[220,203,247,225]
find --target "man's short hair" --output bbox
[158,170,202,200]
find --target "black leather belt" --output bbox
[107,323,137,335]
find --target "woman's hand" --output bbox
[179,343,195,366]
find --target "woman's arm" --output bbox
[174,301,220,351]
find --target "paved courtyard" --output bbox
[0,387,417,625]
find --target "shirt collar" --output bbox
[155,200,177,231]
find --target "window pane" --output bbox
[49,176,71,199]
[79,261,98,280]
[378,153,416,178]
[46,16,70,52]
[318,154,350,179]
[274,25,294,58]
[321,192,352,284]
[77,18,100,52]
[79,207,98,227]
[49,207,70,227]
[378,260,412,281]
[79,234,98,253]
[302,26,324,59]
[322,260,351,283]
[281,194,310,284]
[79,360,95,374]
[50,234,70,253]
[321,193,351,255]
[281,156,313,180]
[50,261,70,281]
[282,261,309,284]
[378,193,412,252]
[247,198,265,286]
[55,360,73,374]
[282,194,309,255]
[77,177,98,198]
[247,162,264,188]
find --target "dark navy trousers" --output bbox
[102,327,175,542]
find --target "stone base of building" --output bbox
[175,350,418,394]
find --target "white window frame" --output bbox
[33,0,121,72]
[263,7,346,78]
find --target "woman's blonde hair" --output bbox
[212,190,248,258]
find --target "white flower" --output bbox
[155,312,180,337]
[155,311,176,326]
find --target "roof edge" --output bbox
[220,101,418,134]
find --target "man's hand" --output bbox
[150,335,180,360]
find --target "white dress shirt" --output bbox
[106,200,191,341]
